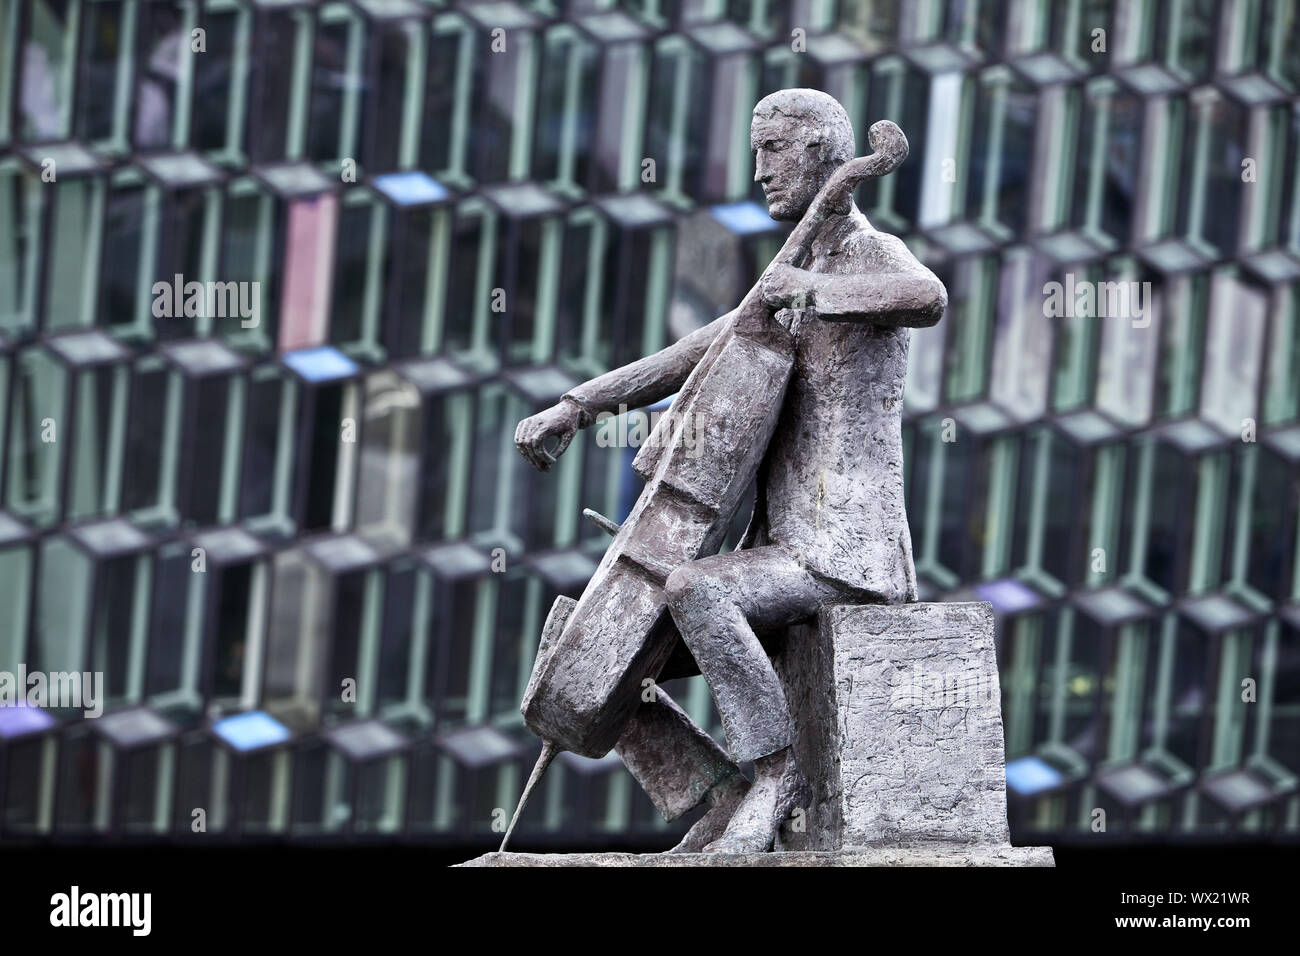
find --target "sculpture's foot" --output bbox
[665,773,750,853]
[703,746,808,854]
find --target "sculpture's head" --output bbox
[751,88,855,222]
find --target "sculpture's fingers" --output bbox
[535,437,558,470]
[551,427,575,460]
[515,424,549,472]
[533,438,557,471]
[514,422,536,463]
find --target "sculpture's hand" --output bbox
[760,263,819,311]
[515,398,583,472]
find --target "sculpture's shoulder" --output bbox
[834,212,931,279]
[810,210,929,282]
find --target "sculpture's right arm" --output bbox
[515,310,732,472]
[560,310,732,428]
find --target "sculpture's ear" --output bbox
[808,137,834,165]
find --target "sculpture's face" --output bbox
[751,115,831,222]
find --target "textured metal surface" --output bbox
[777,602,1028,851]
[831,602,1013,847]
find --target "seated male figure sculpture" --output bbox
[514,89,946,853]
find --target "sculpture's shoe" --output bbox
[666,774,750,854]
[703,748,808,854]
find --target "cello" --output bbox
[501,121,910,849]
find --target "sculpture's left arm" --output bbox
[761,233,946,328]
[807,270,946,327]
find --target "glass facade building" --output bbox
[0,0,1298,847]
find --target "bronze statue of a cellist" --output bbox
[512,89,947,853]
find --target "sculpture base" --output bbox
[777,602,1022,849]
[458,844,1054,867]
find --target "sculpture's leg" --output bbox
[665,546,844,761]
[664,546,849,852]
[614,685,749,853]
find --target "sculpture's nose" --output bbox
[754,150,772,184]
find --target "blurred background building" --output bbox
[0,0,1298,850]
